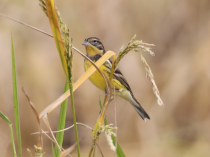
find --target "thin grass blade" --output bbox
[0,111,12,125]
[0,112,17,157]
[54,80,69,157]
[11,34,22,157]
[31,122,92,136]
[52,144,56,157]
[43,114,62,152]
[22,88,43,148]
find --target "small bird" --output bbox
[82,37,150,121]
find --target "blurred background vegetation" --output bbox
[0,0,210,156]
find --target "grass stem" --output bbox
[54,80,69,157]
[11,34,22,157]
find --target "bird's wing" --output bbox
[104,59,132,91]
[113,68,131,91]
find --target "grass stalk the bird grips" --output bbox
[54,80,69,157]
[0,112,17,157]
[11,34,22,157]
[99,101,125,157]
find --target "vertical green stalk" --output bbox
[52,144,56,157]
[11,34,22,157]
[9,124,17,157]
[0,111,17,157]
[54,80,69,157]
[67,39,81,157]
[69,79,81,157]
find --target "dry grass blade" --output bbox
[31,122,93,136]
[22,88,43,148]
[41,129,69,156]
[39,51,116,118]
[42,114,62,153]
[0,13,53,38]
[59,142,77,157]
[95,142,104,157]
[40,129,64,150]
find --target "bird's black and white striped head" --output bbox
[82,37,106,55]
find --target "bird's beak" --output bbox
[82,40,90,46]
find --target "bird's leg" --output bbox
[104,88,109,96]
[104,88,120,102]
[105,88,120,95]
[109,96,114,102]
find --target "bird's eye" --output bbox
[93,39,97,43]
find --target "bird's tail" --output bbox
[122,91,150,121]
[132,102,150,121]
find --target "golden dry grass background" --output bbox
[0,0,210,156]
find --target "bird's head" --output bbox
[82,37,105,56]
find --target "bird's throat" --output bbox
[85,45,103,57]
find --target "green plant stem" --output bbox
[10,124,17,157]
[0,111,17,157]
[52,144,56,157]
[69,82,81,157]
[54,80,69,157]
[67,40,81,157]
[11,34,22,157]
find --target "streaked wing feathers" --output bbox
[104,59,131,91]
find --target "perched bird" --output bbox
[82,37,150,121]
